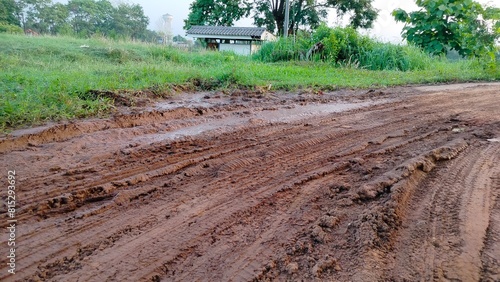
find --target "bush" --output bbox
[359,43,432,71]
[328,27,374,63]
[253,36,311,62]
[0,22,23,34]
[254,24,434,71]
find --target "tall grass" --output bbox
[253,34,313,62]
[254,25,436,71]
[358,43,433,71]
[0,33,498,131]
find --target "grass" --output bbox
[0,33,499,131]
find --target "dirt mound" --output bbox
[0,83,499,281]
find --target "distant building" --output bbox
[162,13,173,45]
[186,26,276,56]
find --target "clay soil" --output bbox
[1,83,499,282]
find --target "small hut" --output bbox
[186,26,276,55]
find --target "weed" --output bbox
[255,25,451,72]
[0,33,498,131]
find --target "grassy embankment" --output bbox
[0,33,498,131]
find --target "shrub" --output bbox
[0,22,23,34]
[254,24,434,71]
[358,43,432,71]
[254,37,306,62]
[329,27,374,63]
[308,24,375,64]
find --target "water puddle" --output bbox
[155,93,231,110]
[254,102,375,123]
[137,100,386,143]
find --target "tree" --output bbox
[252,0,326,35]
[1,0,176,41]
[184,0,252,30]
[29,2,69,34]
[0,0,20,26]
[253,0,378,35]
[393,0,500,57]
[109,2,149,40]
[289,0,327,34]
[67,0,113,37]
[185,0,377,35]
[140,29,162,43]
[173,35,188,43]
[14,0,52,31]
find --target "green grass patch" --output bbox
[0,33,498,131]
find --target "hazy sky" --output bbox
[57,0,497,43]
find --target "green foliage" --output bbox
[324,26,374,62]
[0,33,498,131]
[253,34,312,62]
[256,25,432,71]
[184,0,252,30]
[359,43,432,71]
[0,22,23,33]
[252,0,378,35]
[326,0,378,29]
[18,0,52,33]
[252,0,326,35]
[393,0,500,58]
[4,0,155,40]
[183,0,379,36]
[173,35,188,43]
[35,2,70,35]
[108,2,149,40]
[0,0,20,26]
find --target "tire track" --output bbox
[481,172,500,281]
[384,143,500,281]
[0,84,499,281]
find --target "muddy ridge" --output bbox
[0,83,499,281]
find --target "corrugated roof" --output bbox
[187,26,267,37]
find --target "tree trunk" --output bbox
[275,16,284,35]
[273,0,285,36]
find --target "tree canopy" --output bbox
[254,0,378,35]
[393,0,500,57]
[184,0,252,30]
[185,0,378,35]
[0,0,157,41]
[0,0,21,26]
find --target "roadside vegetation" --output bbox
[1,0,499,132]
[254,25,434,71]
[1,32,498,131]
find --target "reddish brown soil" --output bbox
[1,83,499,281]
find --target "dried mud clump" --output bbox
[285,262,299,274]
[318,215,340,229]
[33,257,82,281]
[358,206,401,248]
[355,139,469,250]
[311,258,340,277]
[353,139,468,201]
[311,225,328,243]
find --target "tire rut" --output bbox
[383,143,500,281]
[1,84,499,281]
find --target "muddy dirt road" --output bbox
[1,83,499,281]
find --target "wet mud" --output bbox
[0,83,499,281]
